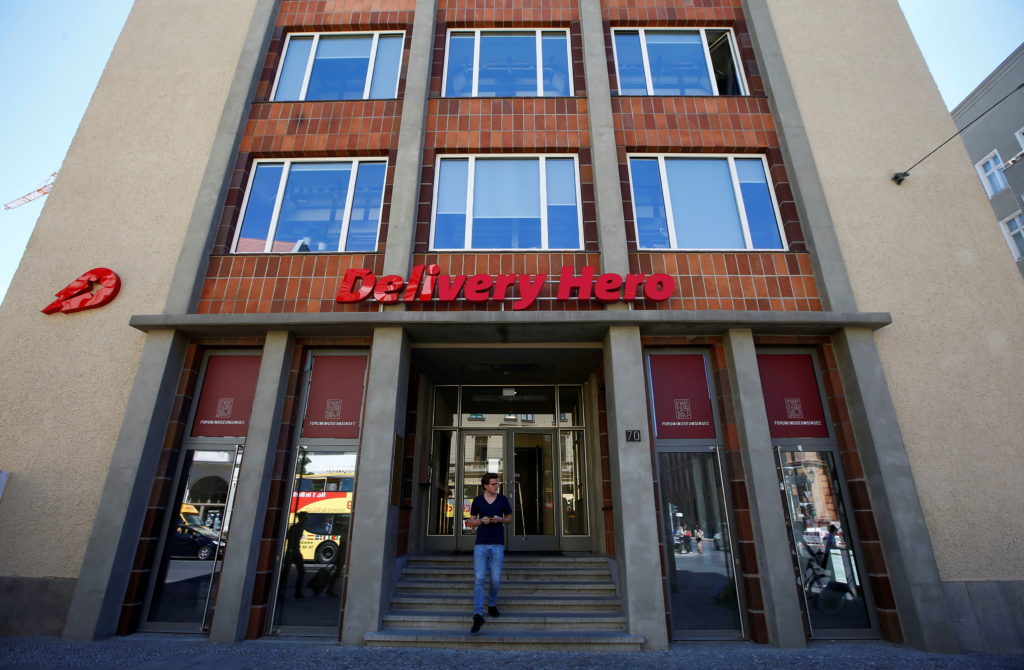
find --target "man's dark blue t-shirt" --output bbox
[470,493,512,545]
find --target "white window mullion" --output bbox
[539,157,549,247]
[638,29,655,96]
[698,29,720,96]
[363,33,380,99]
[298,35,319,101]
[337,160,358,251]
[264,160,292,253]
[472,31,482,97]
[728,157,754,250]
[535,30,544,97]
[725,29,747,95]
[464,157,476,249]
[658,156,679,249]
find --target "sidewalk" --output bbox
[1,636,1021,670]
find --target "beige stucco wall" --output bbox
[0,0,261,580]
[768,0,1024,581]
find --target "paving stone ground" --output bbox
[1,636,1022,670]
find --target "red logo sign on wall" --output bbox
[41,268,121,314]
[336,265,674,310]
[757,353,829,439]
[648,354,717,439]
[302,355,368,439]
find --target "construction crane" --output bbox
[4,173,56,210]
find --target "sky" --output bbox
[0,1,1022,303]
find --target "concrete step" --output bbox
[388,593,623,612]
[364,629,645,651]
[396,579,616,596]
[381,611,628,632]
[401,566,612,581]
[405,554,610,569]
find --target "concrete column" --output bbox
[208,330,294,642]
[723,328,805,648]
[739,0,858,313]
[63,329,188,640]
[602,326,668,650]
[832,327,958,653]
[579,0,630,276]
[341,327,410,644]
[381,0,437,276]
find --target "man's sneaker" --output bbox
[488,605,500,617]
[470,614,485,634]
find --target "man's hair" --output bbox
[481,473,498,486]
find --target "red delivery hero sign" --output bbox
[648,354,716,439]
[336,265,673,309]
[302,355,368,439]
[757,353,829,439]
[191,355,262,438]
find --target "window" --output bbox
[443,29,572,97]
[612,28,745,96]
[232,159,387,253]
[431,155,582,250]
[628,155,786,250]
[1002,213,1024,260]
[975,150,1009,198]
[271,32,404,101]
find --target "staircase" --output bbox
[364,553,645,651]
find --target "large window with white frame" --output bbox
[612,28,745,96]
[1001,212,1024,260]
[271,32,404,101]
[443,29,573,97]
[628,155,786,250]
[431,155,582,250]
[975,150,1009,198]
[232,159,387,253]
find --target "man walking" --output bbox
[466,472,512,635]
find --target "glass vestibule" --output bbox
[143,446,242,632]
[656,447,744,639]
[775,448,875,637]
[424,385,591,552]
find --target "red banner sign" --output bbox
[648,354,716,439]
[302,355,368,439]
[191,355,261,438]
[336,265,673,310]
[757,353,829,439]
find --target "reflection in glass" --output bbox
[459,386,556,426]
[461,434,504,536]
[478,32,536,97]
[472,159,541,249]
[307,35,372,100]
[428,431,458,536]
[657,450,741,635]
[557,386,584,426]
[646,31,712,95]
[274,37,313,101]
[147,449,239,628]
[513,433,553,536]
[275,163,352,252]
[778,451,871,632]
[235,164,284,252]
[559,431,588,536]
[270,450,357,632]
[665,157,744,249]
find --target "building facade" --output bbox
[1,0,1022,653]
[952,43,1024,278]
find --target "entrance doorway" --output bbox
[424,385,591,552]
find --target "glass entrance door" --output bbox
[656,447,744,639]
[425,385,590,552]
[143,446,242,632]
[457,432,505,551]
[776,449,874,637]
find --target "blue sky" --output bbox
[0,1,1022,302]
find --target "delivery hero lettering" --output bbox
[335,265,673,310]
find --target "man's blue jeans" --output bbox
[473,543,504,615]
